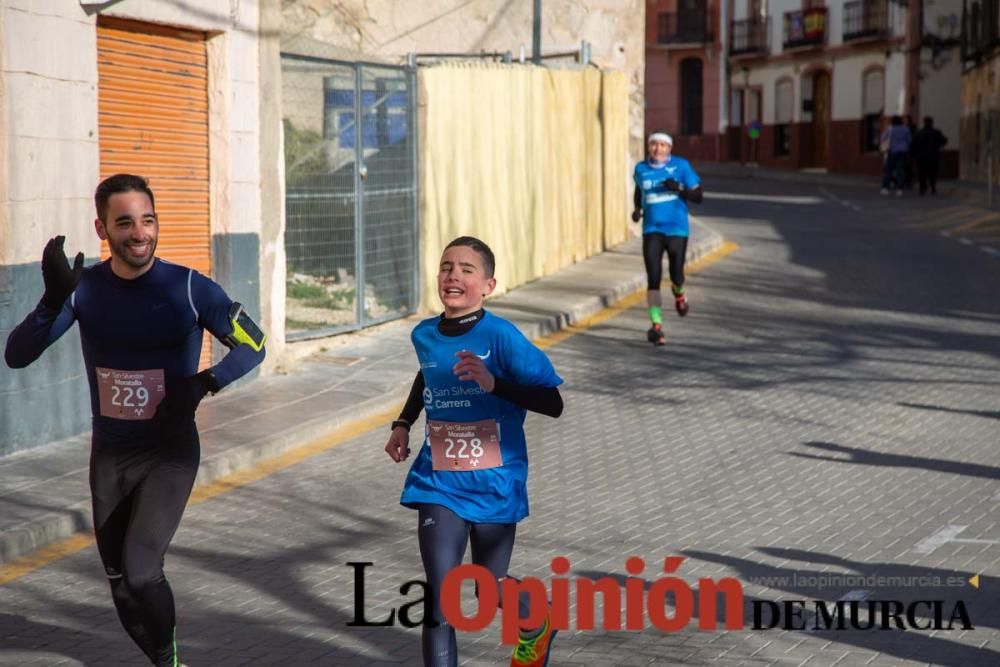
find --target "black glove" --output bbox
[153,370,217,431]
[631,209,642,223]
[662,178,682,192]
[41,236,84,310]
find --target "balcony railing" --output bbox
[657,11,713,45]
[730,18,771,56]
[963,0,1000,62]
[783,8,827,49]
[843,0,889,41]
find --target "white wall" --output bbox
[731,48,910,125]
[823,50,908,119]
[921,0,962,145]
[1,0,264,264]
[755,0,908,56]
[732,0,751,22]
[719,0,730,131]
[768,0,799,54]
[1,2,97,266]
[884,51,907,116]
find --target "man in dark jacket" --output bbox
[915,116,948,195]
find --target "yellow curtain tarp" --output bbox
[419,63,629,312]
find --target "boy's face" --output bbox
[438,245,496,317]
[648,138,671,163]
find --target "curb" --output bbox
[490,220,724,341]
[0,390,409,566]
[0,221,725,567]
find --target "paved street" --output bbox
[1,176,998,666]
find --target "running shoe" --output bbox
[675,294,689,317]
[647,324,665,346]
[510,618,557,667]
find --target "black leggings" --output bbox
[417,503,533,667]
[643,233,688,291]
[91,425,199,667]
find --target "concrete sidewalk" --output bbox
[0,221,724,566]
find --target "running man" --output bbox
[384,236,564,667]
[4,174,266,667]
[631,130,703,346]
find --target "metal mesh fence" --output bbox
[281,54,418,339]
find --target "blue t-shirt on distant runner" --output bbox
[633,156,701,237]
[400,311,563,524]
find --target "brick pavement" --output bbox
[1,177,998,666]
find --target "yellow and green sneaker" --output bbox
[510,618,557,667]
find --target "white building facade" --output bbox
[725,0,960,175]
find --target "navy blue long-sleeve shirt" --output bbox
[5,258,265,439]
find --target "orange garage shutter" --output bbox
[97,17,213,367]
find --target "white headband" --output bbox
[648,132,673,145]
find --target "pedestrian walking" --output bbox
[904,114,919,190]
[4,174,267,667]
[384,236,564,667]
[880,116,912,196]
[915,116,948,195]
[631,130,703,346]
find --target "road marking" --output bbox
[0,405,402,586]
[906,206,984,228]
[706,192,823,205]
[0,534,94,586]
[819,187,862,212]
[960,237,973,245]
[948,212,1000,234]
[913,524,967,555]
[984,247,1000,258]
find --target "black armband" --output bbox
[224,302,267,351]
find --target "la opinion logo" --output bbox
[346,557,975,643]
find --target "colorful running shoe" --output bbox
[646,324,665,346]
[675,294,689,317]
[510,618,557,667]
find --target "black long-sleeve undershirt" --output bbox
[395,309,563,427]
[633,183,703,211]
[678,186,703,203]
[397,372,563,426]
[398,371,427,425]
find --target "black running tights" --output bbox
[417,503,533,667]
[91,425,199,667]
[643,232,688,291]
